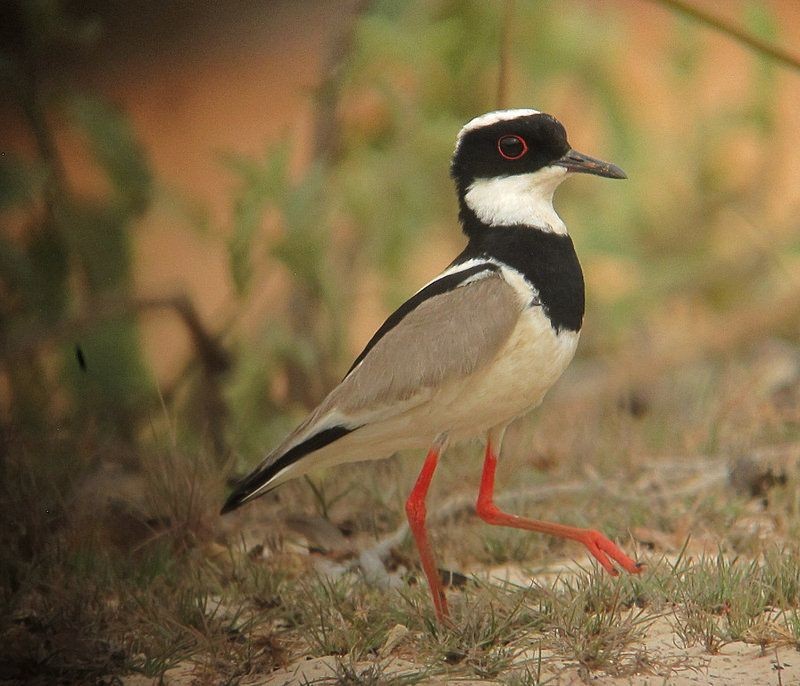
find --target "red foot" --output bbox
[575,528,643,576]
[477,435,642,576]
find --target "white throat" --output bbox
[464,166,568,235]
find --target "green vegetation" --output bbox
[1,0,799,683]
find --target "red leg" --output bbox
[405,438,449,622]
[476,430,642,575]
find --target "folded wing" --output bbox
[222,264,523,512]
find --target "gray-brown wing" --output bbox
[323,271,523,419]
[220,270,523,511]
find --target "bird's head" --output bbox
[450,109,625,235]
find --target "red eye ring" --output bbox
[497,134,528,160]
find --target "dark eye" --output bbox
[497,134,528,160]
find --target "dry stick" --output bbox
[312,0,372,163]
[154,8,373,411]
[18,68,70,210]
[1,294,231,456]
[355,480,589,588]
[282,0,373,408]
[646,0,800,72]
[2,295,228,372]
[352,457,730,586]
[496,0,515,109]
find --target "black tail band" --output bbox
[220,424,355,514]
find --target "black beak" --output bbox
[555,149,627,179]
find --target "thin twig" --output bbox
[312,0,372,163]
[496,0,515,109]
[346,457,732,586]
[646,0,800,72]
[357,480,594,569]
[1,295,229,375]
[1,293,232,458]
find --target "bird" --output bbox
[221,108,642,622]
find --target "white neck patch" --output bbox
[464,166,569,234]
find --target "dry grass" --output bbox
[3,1,800,682]
[2,323,798,684]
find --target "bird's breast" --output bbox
[430,303,580,441]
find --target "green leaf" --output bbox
[743,1,778,43]
[224,143,290,294]
[27,223,70,321]
[64,314,151,429]
[62,201,132,294]
[743,1,779,133]
[68,94,152,214]
[273,161,329,296]
[0,234,34,296]
[0,154,39,210]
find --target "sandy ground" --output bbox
[7,3,800,684]
[119,556,800,685]
[130,610,797,686]
[254,637,796,686]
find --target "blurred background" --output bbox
[2,0,800,680]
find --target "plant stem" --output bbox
[497,0,515,109]
[646,0,800,71]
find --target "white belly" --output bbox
[267,306,579,487]
[430,305,579,440]
[341,305,578,449]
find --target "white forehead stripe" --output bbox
[457,108,541,141]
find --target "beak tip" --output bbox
[558,150,627,180]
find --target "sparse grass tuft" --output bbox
[284,574,400,660]
[321,658,428,686]
[426,581,533,678]
[3,2,800,683]
[541,573,655,676]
